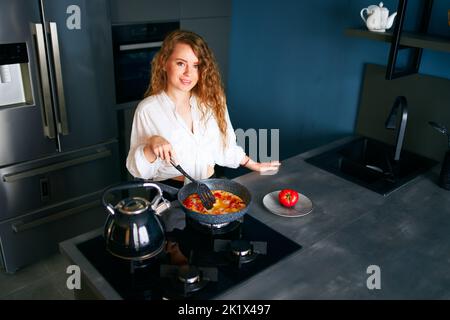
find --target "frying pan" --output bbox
[153,178,252,224]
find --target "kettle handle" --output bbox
[360,8,368,23]
[102,182,163,215]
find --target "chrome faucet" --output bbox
[385,96,408,162]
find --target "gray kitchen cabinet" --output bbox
[110,0,180,23]
[181,17,231,85]
[180,0,231,18]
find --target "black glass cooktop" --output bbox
[77,215,301,300]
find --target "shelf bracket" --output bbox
[386,0,434,80]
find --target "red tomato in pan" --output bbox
[278,189,299,208]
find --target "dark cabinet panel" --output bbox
[110,0,181,23]
[180,0,231,19]
[181,17,231,85]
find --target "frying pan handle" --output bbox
[102,181,163,215]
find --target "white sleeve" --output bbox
[214,108,246,168]
[126,107,162,179]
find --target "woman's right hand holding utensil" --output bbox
[144,135,176,164]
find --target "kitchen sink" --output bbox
[305,137,438,195]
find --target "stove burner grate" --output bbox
[230,239,253,257]
[214,239,268,267]
[178,265,201,284]
[160,264,218,299]
[186,216,243,235]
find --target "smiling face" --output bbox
[164,42,200,95]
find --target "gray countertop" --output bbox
[60,136,450,299]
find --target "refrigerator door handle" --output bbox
[32,23,56,139]
[49,22,69,135]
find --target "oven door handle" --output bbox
[119,41,163,51]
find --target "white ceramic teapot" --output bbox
[360,2,397,32]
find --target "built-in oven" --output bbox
[112,21,179,105]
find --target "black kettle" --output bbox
[101,182,171,261]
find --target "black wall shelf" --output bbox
[346,0,448,80]
[345,28,450,53]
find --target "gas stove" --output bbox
[76,213,301,300]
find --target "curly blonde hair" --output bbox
[144,30,228,147]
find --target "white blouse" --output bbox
[126,91,246,183]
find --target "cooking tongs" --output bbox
[170,159,216,209]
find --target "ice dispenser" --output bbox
[0,43,33,107]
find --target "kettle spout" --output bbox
[386,12,397,29]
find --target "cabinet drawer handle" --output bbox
[12,200,100,233]
[3,150,112,183]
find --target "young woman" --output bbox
[126,30,280,189]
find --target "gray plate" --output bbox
[262,190,313,217]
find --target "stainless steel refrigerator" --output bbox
[0,0,120,273]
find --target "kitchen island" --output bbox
[60,136,450,299]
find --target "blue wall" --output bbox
[226,0,450,166]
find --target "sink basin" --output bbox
[305,137,438,195]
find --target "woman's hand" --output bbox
[144,135,175,164]
[241,156,281,174]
